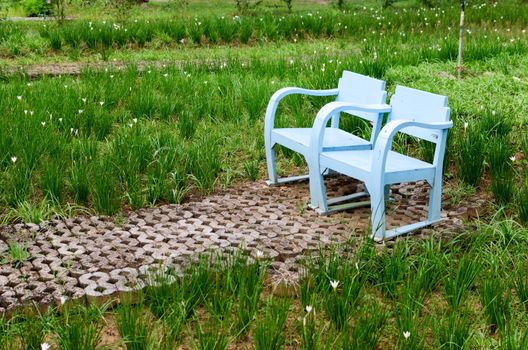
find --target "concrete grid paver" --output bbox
[0,176,474,313]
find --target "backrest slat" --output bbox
[336,71,386,122]
[389,85,450,143]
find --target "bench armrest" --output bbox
[371,119,453,173]
[308,101,392,156]
[264,87,339,132]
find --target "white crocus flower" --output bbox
[41,343,51,350]
[510,155,516,162]
[17,96,22,100]
[403,331,411,339]
[330,280,339,290]
[256,250,264,258]
[305,305,313,313]
[82,98,87,103]
[60,295,68,305]
[11,156,17,163]
[464,122,468,130]
[78,110,84,114]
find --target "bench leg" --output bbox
[368,181,386,241]
[428,179,442,222]
[265,144,279,185]
[309,166,328,211]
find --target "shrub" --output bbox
[22,0,51,17]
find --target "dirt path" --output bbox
[2,59,224,78]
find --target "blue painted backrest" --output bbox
[388,85,451,143]
[336,71,387,122]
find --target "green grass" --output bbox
[2,222,528,348]
[0,46,527,222]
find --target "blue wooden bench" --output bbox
[308,85,452,241]
[264,71,389,194]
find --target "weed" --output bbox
[10,199,53,224]
[444,255,482,311]
[54,303,104,350]
[193,320,229,350]
[516,180,528,224]
[487,138,515,205]
[436,311,472,350]
[116,294,154,350]
[1,242,31,267]
[90,157,120,215]
[234,258,268,337]
[17,310,47,350]
[373,244,408,299]
[501,328,528,350]
[254,297,290,350]
[243,159,260,181]
[457,124,485,187]
[481,277,511,334]
[340,302,388,350]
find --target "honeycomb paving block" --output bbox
[0,177,470,313]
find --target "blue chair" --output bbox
[264,71,390,190]
[308,86,453,241]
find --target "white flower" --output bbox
[41,122,46,126]
[403,331,411,339]
[58,118,63,122]
[163,73,168,77]
[82,98,87,103]
[78,110,84,114]
[464,122,468,130]
[11,156,17,163]
[60,295,68,305]
[132,118,138,123]
[256,250,264,258]
[17,96,22,100]
[330,280,339,289]
[64,84,68,88]
[510,155,516,162]
[99,101,105,106]
[110,75,114,79]
[24,110,28,115]
[30,111,34,116]
[305,305,313,313]
[41,343,51,350]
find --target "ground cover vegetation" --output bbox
[1,224,528,349]
[0,1,527,222]
[0,0,527,347]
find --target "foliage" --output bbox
[22,0,51,17]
